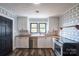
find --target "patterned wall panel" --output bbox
[59,4,79,41]
[0,7,16,19]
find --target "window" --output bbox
[30,23,38,33]
[39,23,46,33]
[30,23,46,33]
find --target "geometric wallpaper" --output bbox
[59,4,79,41]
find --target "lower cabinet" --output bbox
[15,36,52,48]
[15,37,29,48]
[37,37,52,48]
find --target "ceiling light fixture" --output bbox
[33,3,40,4]
[36,10,39,13]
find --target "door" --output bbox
[0,17,7,55]
[0,16,12,55]
[0,19,2,53]
[5,19,12,52]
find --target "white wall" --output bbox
[48,16,59,32]
[13,17,18,50]
[17,16,27,34]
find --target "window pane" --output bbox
[31,24,37,28]
[31,29,37,32]
[40,24,45,29]
[40,29,45,32]
[30,23,46,33]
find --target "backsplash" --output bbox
[59,4,79,41]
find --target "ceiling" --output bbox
[0,3,76,18]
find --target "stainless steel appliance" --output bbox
[54,37,79,56]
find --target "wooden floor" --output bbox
[9,48,54,56]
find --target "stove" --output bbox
[54,37,79,56]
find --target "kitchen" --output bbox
[0,3,79,56]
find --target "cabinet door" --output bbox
[24,37,29,48]
[15,37,29,48]
[15,37,21,48]
[20,37,29,48]
[44,38,51,48]
[38,37,45,48]
[38,37,51,48]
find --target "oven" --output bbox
[54,37,79,56]
[54,41,63,56]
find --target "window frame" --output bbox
[30,23,38,33]
[39,23,46,33]
[30,23,47,34]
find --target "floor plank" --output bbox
[9,48,54,56]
